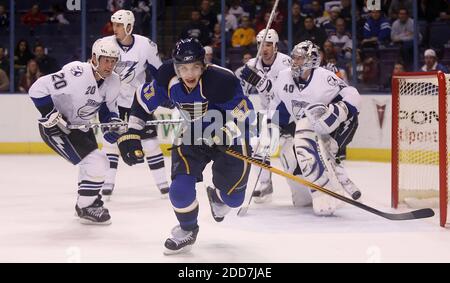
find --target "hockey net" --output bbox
[391,71,450,227]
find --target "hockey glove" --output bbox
[305,101,349,135]
[38,109,71,137]
[240,65,272,93]
[199,121,242,148]
[117,129,144,166]
[102,117,127,144]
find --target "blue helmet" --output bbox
[172,38,205,65]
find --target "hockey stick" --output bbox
[68,119,183,130]
[219,147,435,221]
[253,0,280,68]
[237,144,270,217]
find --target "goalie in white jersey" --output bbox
[28,39,122,224]
[101,9,170,198]
[268,40,362,215]
[238,28,292,203]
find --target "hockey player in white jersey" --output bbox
[28,39,122,224]
[101,9,170,198]
[269,40,362,215]
[238,29,291,203]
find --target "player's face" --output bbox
[260,42,276,62]
[176,62,204,89]
[291,54,305,70]
[97,56,118,78]
[112,22,126,41]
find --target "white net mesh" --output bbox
[397,77,442,204]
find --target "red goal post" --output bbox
[391,71,449,227]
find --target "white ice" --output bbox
[0,155,449,263]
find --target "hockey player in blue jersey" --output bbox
[117,38,254,255]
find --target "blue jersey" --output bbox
[132,62,254,142]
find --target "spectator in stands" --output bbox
[21,4,47,29]
[14,40,34,75]
[347,49,364,83]
[294,16,327,47]
[0,68,9,91]
[339,0,352,28]
[131,0,151,35]
[18,59,41,93]
[34,44,59,75]
[255,12,282,36]
[231,16,256,48]
[107,0,125,13]
[229,0,246,22]
[180,10,212,46]
[421,49,450,73]
[48,4,70,25]
[199,0,217,34]
[385,62,405,89]
[204,46,221,65]
[241,0,265,20]
[217,4,238,33]
[0,46,9,75]
[391,8,416,69]
[388,0,413,20]
[211,23,224,51]
[310,0,327,27]
[328,18,352,61]
[0,4,9,31]
[281,2,306,41]
[362,56,380,84]
[362,10,391,47]
[322,5,341,35]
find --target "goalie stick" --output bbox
[68,119,183,130]
[219,147,435,221]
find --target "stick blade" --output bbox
[237,206,249,217]
[383,208,435,221]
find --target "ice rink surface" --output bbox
[0,155,449,263]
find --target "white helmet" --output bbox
[111,9,135,36]
[256,28,279,47]
[91,39,120,73]
[290,40,321,78]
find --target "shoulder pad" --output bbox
[155,61,176,88]
[202,65,240,103]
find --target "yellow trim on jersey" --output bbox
[177,146,191,174]
[227,140,249,195]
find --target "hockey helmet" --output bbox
[172,38,205,65]
[111,9,135,36]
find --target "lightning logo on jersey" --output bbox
[115,61,138,84]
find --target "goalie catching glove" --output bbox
[117,129,145,166]
[305,101,349,135]
[240,65,272,93]
[38,109,71,136]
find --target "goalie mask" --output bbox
[290,40,321,79]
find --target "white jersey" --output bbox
[269,67,361,122]
[236,52,291,109]
[29,61,120,128]
[103,34,162,108]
